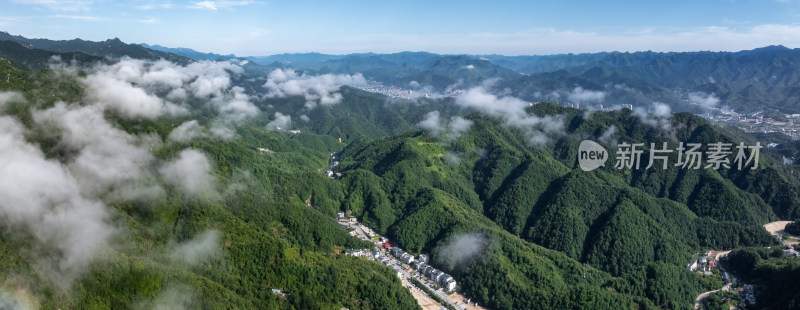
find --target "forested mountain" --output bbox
[0,44,418,309]
[499,46,800,114]
[140,43,237,61]
[0,31,190,64]
[254,52,521,91]
[331,102,795,308]
[82,31,800,114]
[1,34,799,310]
[0,40,103,69]
[722,247,800,309]
[241,43,800,114]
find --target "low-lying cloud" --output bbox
[456,87,564,145]
[138,285,196,310]
[0,114,114,287]
[34,102,164,202]
[598,125,618,145]
[263,68,366,108]
[434,232,489,271]
[0,57,255,289]
[567,86,606,104]
[159,149,217,198]
[634,102,673,134]
[0,91,25,109]
[416,111,474,140]
[168,120,205,143]
[169,230,222,266]
[266,112,292,131]
[688,91,720,109]
[81,58,260,138]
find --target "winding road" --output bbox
[693,251,734,310]
[694,289,720,310]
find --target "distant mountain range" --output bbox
[2,30,800,310]
[140,43,236,61]
[0,31,190,64]
[3,31,800,114]
[0,40,102,69]
[248,46,800,114]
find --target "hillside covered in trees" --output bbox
[332,103,795,309]
[0,38,799,310]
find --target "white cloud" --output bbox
[634,102,673,134]
[266,112,291,131]
[11,0,94,11]
[0,91,25,110]
[0,58,256,289]
[159,149,217,197]
[598,125,617,145]
[688,91,720,109]
[416,111,474,140]
[168,120,205,143]
[434,232,488,270]
[263,69,366,108]
[417,111,443,134]
[77,58,258,136]
[189,1,254,10]
[135,2,173,10]
[170,230,221,266]
[144,285,196,310]
[49,14,108,21]
[449,116,473,136]
[0,115,114,287]
[215,86,260,122]
[33,102,165,202]
[567,86,606,104]
[209,121,236,139]
[456,87,564,145]
[189,1,217,10]
[83,70,186,119]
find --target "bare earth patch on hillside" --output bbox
[764,221,800,245]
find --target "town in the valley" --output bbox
[691,221,800,309]
[337,210,482,310]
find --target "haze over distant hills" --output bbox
[1,31,800,310]
[3,31,800,115]
[141,43,237,61]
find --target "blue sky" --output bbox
[2,0,800,56]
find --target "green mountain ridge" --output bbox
[0,36,799,310]
[0,31,190,64]
[331,103,795,309]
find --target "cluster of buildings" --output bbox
[338,210,467,309]
[784,244,800,257]
[339,212,458,292]
[357,81,465,100]
[358,84,418,99]
[270,288,289,298]
[344,248,378,258]
[389,247,457,291]
[686,252,719,275]
[706,110,800,140]
[739,284,756,306]
[327,153,342,179]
